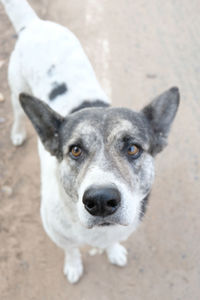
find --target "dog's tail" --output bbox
[1,0,39,33]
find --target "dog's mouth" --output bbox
[82,213,130,229]
[85,215,131,228]
[85,220,117,229]
[97,222,114,227]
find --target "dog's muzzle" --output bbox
[82,186,121,217]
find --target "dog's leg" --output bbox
[106,243,128,267]
[8,50,29,146]
[63,247,83,284]
[10,92,27,146]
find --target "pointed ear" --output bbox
[19,93,64,159]
[142,87,180,155]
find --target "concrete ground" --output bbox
[0,0,199,299]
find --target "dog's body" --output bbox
[1,0,179,284]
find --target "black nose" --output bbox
[83,187,121,217]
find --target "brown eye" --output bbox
[127,144,140,156]
[70,145,82,158]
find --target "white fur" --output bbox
[2,0,147,283]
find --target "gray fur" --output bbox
[70,100,110,114]
[142,87,180,155]
[48,82,68,101]
[19,93,64,158]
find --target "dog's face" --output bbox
[20,87,179,228]
[58,108,155,228]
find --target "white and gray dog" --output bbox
[1,0,179,283]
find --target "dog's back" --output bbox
[2,0,109,116]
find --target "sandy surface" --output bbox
[0,0,200,299]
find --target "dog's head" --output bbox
[20,87,179,228]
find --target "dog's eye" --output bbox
[127,144,141,158]
[70,145,82,158]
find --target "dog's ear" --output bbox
[142,87,180,155]
[19,93,64,159]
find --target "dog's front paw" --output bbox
[64,262,83,284]
[63,249,83,284]
[106,243,128,267]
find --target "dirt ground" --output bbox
[0,0,200,299]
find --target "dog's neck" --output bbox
[70,100,110,114]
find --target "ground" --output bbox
[0,0,200,299]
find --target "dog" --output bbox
[1,0,179,283]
